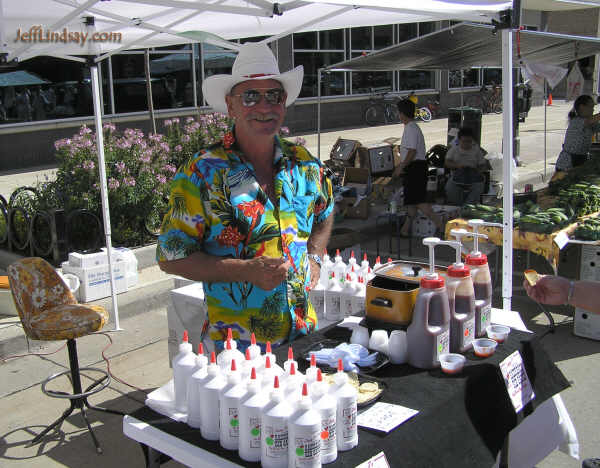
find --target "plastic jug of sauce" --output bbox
[466,220,492,338]
[407,238,450,369]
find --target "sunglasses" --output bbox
[230,88,285,107]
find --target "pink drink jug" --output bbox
[407,238,450,369]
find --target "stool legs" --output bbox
[30,338,124,453]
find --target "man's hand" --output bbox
[246,256,291,290]
[522,275,570,305]
[308,257,321,290]
[392,164,405,178]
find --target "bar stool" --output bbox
[7,257,124,453]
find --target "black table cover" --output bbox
[130,324,569,468]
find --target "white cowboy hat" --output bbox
[202,42,303,114]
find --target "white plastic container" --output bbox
[339,274,355,317]
[304,354,318,386]
[263,341,278,368]
[283,346,298,375]
[219,359,246,451]
[312,371,338,464]
[239,368,269,462]
[172,330,196,413]
[186,343,209,428]
[324,272,343,321]
[200,352,226,440]
[310,368,329,403]
[309,281,325,319]
[351,276,366,316]
[288,383,322,468]
[283,362,304,408]
[332,250,347,285]
[217,335,245,372]
[322,250,334,283]
[261,376,293,468]
[328,360,358,451]
[346,250,358,275]
[373,256,382,272]
[261,355,281,390]
[359,253,370,279]
[247,332,262,360]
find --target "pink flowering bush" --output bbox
[41,113,234,247]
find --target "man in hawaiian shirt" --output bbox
[157,43,334,351]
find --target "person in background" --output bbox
[393,98,443,236]
[157,43,334,352]
[555,94,600,171]
[444,126,489,205]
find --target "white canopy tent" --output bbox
[0,0,517,327]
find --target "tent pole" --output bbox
[91,63,122,331]
[544,80,547,180]
[501,29,514,312]
[318,68,322,160]
[144,49,157,134]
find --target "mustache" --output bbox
[246,112,279,121]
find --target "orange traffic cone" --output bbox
[547,93,553,106]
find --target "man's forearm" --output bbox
[159,251,249,283]
[308,212,334,255]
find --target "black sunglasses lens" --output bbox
[265,89,284,104]
[242,90,261,106]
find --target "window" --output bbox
[293,29,346,97]
[111,52,147,113]
[398,71,435,91]
[419,21,437,36]
[149,52,194,109]
[449,69,480,89]
[483,68,502,86]
[398,24,417,43]
[202,43,237,105]
[350,25,394,94]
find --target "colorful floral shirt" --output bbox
[157,131,334,350]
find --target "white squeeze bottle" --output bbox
[351,276,366,317]
[242,348,258,384]
[262,355,278,390]
[309,282,325,319]
[262,376,293,468]
[373,256,382,272]
[283,346,298,374]
[284,362,304,408]
[247,332,262,360]
[264,341,277,368]
[329,359,358,451]
[217,329,245,372]
[340,274,355,317]
[347,265,358,283]
[346,250,357,274]
[322,249,334,281]
[332,249,347,283]
[239,368,269,462]
[312,369,338,464]
[288,383,322,468]
[173,330,196,413]
[325,272,343,321]
[200,351,226,440]
[359,253,370,278]
[367,267,375,282]
[186,343,209,428]
[220,359,246,450]
[310,368,328,402]
[304,353,319,386]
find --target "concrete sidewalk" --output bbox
[2,100,598,468]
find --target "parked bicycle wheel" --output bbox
[491,100,503,114]
[365,105,385,126]
[386,104,401,123]
[418,107,432,122]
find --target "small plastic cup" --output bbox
[472,338,498,357]
[439,353,466,375]
[486,324,511,343]
[369,329,389,354]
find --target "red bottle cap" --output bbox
[227,328,232,341]
[226,339,232,350]
[265,356,271,369]
[210,351,216,364]
[245,348,251,360]
[466,253,488,266]
[387,257,393,263]
[447,264,471,278]
[310,353,316,367]
[317,368,323,381]
[251,333,256,345]
[289,362,296,375]
[182,330,188,342]
[266,341,272,353]
[273,375,279,389]
[197,343,204,355]
[420,275,445,289]
[336,249,340,256]
[302,382,308,397]
[351,250,355,258]
[337,358,343,372]
[288,346,294,360]
[363,253,368,261]
[376,256,381,264]
[250,367,257,380]
[231,359,237,372]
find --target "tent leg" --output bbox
[90,62,122,331]
[318,68,322,160]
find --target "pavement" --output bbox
[1,100,599,468]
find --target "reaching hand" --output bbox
[247,256,291,291]
[522,275,570,306]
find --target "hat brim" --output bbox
[202,65,304,114]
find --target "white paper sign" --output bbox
[553,231,569,250]
[356,402,418,433]
[355,451,391,468]
[499,350,535,413]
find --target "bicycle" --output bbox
[410,91,439,123]
[466,84,502,114]
[364,88,401,126]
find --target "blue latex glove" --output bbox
[307,343,378,371]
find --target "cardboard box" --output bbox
[342,167,370,196]
[339,196,369,219]
[68,251,106,268]
[62,262,128,303]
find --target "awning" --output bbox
[0,70,49,87]
[324,22,600,71]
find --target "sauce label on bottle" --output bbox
[342,405,357,440]
[264,424,288,458]
[479,304,491,333]
[436,330,450,360]
[462,317,475,347]
[228,407,239,438]
[248,416,261,448]
[293,431,321,465]
[321,414,336,452]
